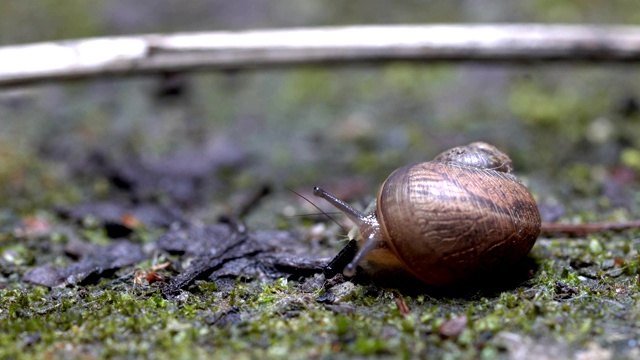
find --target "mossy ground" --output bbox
[3,223,640,359]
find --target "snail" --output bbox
[313,142,541,285]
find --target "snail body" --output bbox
[313,142,541,285]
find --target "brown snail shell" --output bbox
[313,142,541,285]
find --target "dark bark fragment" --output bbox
[155,222,327,299]
[22,218,327,291]
[323,239,358,278]
[23,240,147,287]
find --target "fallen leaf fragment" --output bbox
[438,315,467,339]
[393,294,411,317]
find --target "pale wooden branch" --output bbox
[2,24,640,87]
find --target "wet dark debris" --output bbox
[323,239,358,279]
[554,281,579,300]
[23,240,147,287]
[156,221,327,299]
[20,133,331,293]
[53,135,247,207]
[22,219,328,294]
[57,201,184,237]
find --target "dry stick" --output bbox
[540,221,640,238]
[4,24,640,87]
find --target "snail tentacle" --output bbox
[312,187,368,226]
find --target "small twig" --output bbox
[540,221,640,238]
[234,184,272,219]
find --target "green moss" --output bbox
[0,139,82,212]
[0,1,104,44]
[507,80,605,141]
[621,148,640,172]
[2,227,640,358]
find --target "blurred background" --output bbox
[2,0,640,229]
